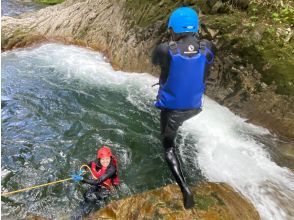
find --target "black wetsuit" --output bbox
[152,34,214,208]
[73,163,116,219]
[82,162,116,203]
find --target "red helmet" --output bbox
[97,146,112,159]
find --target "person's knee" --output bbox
[162,136,174,149]
[165,147,175,162]
[162,127,177,147]
[84,191,97,203]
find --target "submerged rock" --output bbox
[88,183,260,220]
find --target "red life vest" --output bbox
[91,156,120,189]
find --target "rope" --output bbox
[1,178,72,196]
[79,164,98,180]
[1,164,94,196]
[80,164,113,191]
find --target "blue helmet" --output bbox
[168,7,199,33]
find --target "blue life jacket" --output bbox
[155,42,213,110]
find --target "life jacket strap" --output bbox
[168,41,178,55]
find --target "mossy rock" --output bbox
[34,0,65,5]
[89,183,260,220]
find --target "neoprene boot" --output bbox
[165,147,195,209]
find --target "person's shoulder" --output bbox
[152,41,170,64]
[107,163,116,171]
[199,38,213,49]
[155,42,169,54]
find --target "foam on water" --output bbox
[2,44,294,219]
[180,99,294,219]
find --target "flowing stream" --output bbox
[1,0,47,17]
[1,44,294,220]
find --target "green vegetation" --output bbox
[35,0,64,5]
[205,1,294,95]
[124,0,293,95]
[249,0,294,25]
[124,0,207,28]
[272,7,294,24]
[211,192,225,205]
[194,194,216,210]
[77,27,89,39]
[246,1,294,95]
[193,192,225,210]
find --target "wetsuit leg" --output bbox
[160,109,201,209]
[81,187,98,216]
[84,186,110,210]
[71,186,111,219]
[70,187,97,220]
[94,186,110,202]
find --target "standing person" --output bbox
[152,7,214,209]
[72,146,119,216]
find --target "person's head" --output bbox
[97,146,112,168]
[168,7,199,40]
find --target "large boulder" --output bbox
[88,183,260,220]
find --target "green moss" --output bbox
[206,12,294,96]
[248,1,294,25]
[124,0,209,28]
[35,0,64,5]
[13,29,27,37]
[123,0,293,96]
[211,192,225,206]
[194,194,216,211]
[165,200,182,210]
[205,13,243,33]
[124,0,174,28]
[77,27,89,39]
[235,30,294,95]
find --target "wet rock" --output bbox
[211,1,224,14]
[1,0,294,139]
[225,0,249,9]
[89,183,260,220]
[260,82,268,90]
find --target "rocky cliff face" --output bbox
[1,0,294,139]
[88,183,260,220]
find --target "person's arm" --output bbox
[152,43,170,85]
[200,39,215,82]
[151,44,161,66]
[201,39,215,61]
[82,165,116,186]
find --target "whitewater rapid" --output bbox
[2,44,294,219]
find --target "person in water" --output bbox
[152,7,214,209]
[72,146,119,215]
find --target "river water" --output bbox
[1,0,46,17]
[1,44,294,219]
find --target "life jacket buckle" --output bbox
[169,41,177,50]
[199,41,206,54]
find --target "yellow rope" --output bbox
[1,164,95,196]
[1,178,72,196]
[79,164,98,180]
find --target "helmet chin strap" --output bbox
[169,29,175,41]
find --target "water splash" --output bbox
[180,98,294,219]
[2,44,294,219]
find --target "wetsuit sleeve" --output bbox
[201,39,215,82]
[151,43,170,85]
[202,39,215,62]
[82,165,116,186]
[151,44,162,66]
[88,161,95,167]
